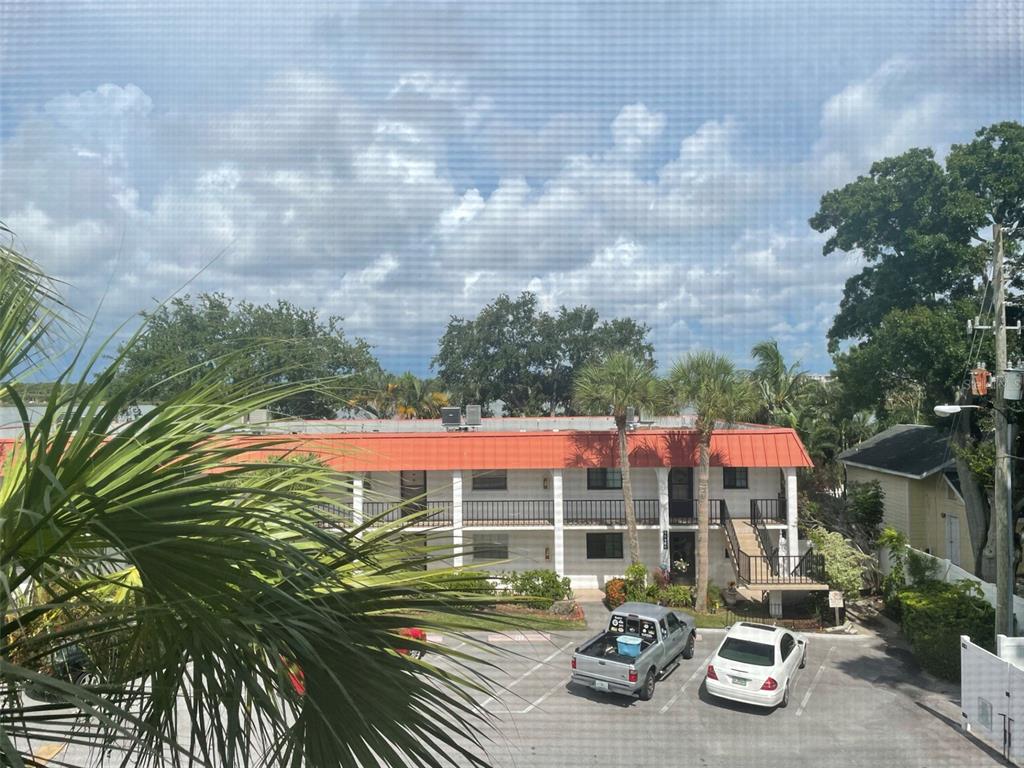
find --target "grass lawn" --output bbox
[409,605,587,632]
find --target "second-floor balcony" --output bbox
[363,500,453,527]
[464,499,554,525]
[668,499,723,526]
[750,497,787,525]
[565,498,660,526]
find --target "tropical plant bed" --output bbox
[495,603,586,628]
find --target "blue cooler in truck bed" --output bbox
[616,635,642,658]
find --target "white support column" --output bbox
[452,470,464,568]
[552,470,565,576]
[784,467,799,554]
[352,474,364,527]
[656,468,670,570]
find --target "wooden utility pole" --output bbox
[994,221,1015,636]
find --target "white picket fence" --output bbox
[879,546,1024,630]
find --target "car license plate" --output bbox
[594,680,609,691]
[731,677,748,687]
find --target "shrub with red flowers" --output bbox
[604,577,627,609]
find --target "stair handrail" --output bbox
[748,500,779,574]
[719,500,750,583]
[790,548,825,580]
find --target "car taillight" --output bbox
[761,677,778,691]
[628,668,638,683]
[571,656,576,670]
[706,665,718,680]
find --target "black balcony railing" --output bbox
[745,553,826,584]
[668,499,723,526]
[563,498,659,525]
[463,500,553,525]
[312,502,354,528]
[363,500,453,527]
[750,498,787,525]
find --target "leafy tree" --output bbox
[831,300,982,423]
[434,292,652,416]
[669,352,757,611]
[806,526,875,600]
[574,352,666,564]
[810,147,987,352]
[0,245,499,767]
[116,293,382,418]
[537,306,653,416]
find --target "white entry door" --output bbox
[946,514,961,567]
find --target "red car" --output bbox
[396,627,427,659]
[281,627,427,697]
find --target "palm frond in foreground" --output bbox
[0,247,502,768]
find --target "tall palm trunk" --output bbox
[617,416,641,564]
[695,438,711,612]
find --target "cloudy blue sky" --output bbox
[0,1,1021,375]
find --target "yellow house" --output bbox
[839,425,974,571]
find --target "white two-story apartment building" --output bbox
[250,416,826,602]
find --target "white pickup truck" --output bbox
[570,602,696,701]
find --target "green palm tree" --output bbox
[574,353,665,564]
[0,242,498,767]
[395,372,450,419]
[750,339,809,428]
[670,352,757,612]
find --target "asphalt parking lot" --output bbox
[21,612,1006,767]
[435,616,1006,768]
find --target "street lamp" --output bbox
[935,400,1014,636]
[933,404,983,417]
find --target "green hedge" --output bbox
[502,569,573,608]
[898,580,995,681]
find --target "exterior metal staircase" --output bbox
[720,501,828,591]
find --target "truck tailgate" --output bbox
[574,653,634,687]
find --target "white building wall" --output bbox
[562,529,662,589]
[708,529,742,586]
[561,468,659,499]
[365,471,401,502]
[712,467,781,518]
[425,471,453,501]
[465,530,555,574]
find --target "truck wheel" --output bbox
[639,670,657,701]
[682,633,695,660]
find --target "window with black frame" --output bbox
[586,532,623,559]
[471,469,507,491]
[723,467,748,489]
[587,468,623,490]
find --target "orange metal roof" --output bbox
[230,428,813,471]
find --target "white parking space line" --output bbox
[519,676,571,714]
[796,645,835,717]
[659,651,716,714]
[487,631,551,643]
[478,640,574,709]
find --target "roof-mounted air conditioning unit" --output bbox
[441,407,462,428]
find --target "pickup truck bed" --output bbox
[578,632,654,665]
